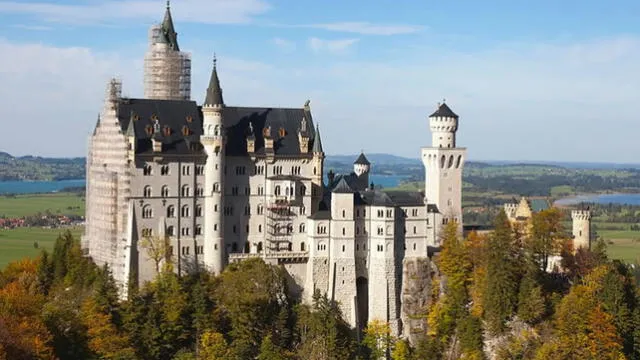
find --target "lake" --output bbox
[0,174,409,195]
[555,193,640,206]
[0,179,86,195]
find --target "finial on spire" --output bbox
[442,98,447,104]
[213,53,217,69]
[166,0,170,9]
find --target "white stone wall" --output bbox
[571,210,591,250]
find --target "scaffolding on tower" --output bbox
[266,199,294,254]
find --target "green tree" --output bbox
[530,208,567,272]
[363,320,395,360]
[483,210,520,334]
[257,334,287,360]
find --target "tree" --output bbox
[483,210,520,334]
[529,208,567,272]
[140,235,170,275]
[81,297,136,359]
[257,334,287,360]
[198,331,229,360]
[391,339,411,360]
[363,320,395,360]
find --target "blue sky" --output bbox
[1,0,640,162]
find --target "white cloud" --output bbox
[272,37,295,51]
[0,0,270,25]
[3,35,640,163]
[308,37,359,54]
[10,24,53,31]
[307,22,423,35]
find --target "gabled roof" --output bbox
[117,98,203,155]
[354,152,370,165]
[429,102,458,119]
[332,178,354,193]
[223,107,318,157]
[204,59,223,106]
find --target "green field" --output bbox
[0,226,83,269]
[0,192,84,218]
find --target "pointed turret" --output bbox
[162,1,179,51]
[126,113,136,137]
[312,124,323,153]
[204,56,224,107]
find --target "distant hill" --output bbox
[327,153,420,165]
[0,152,84,181]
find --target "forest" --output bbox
[0,152,84,181]
[1,208,640,359]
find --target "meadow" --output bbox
[0,192,84,218]
[0,226,83,268]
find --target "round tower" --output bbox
[201,57,226,274]
[571,208,592,251]
[429,101,458,148]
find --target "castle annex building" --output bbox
[83,3,465,337]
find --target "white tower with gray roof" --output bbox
[201,58,226,274]
[421,102,466,240]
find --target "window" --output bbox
[244,205,251,215]
[342,227,346,235]
[196,205,203,217]
[342,210,346,218]
[300,184,306,196]
[143,165,152,176]
[196,185,203,196]
[363,209,366,217]
[182,165,190,176]
[196,246,203,255]
[142,205,153,218]
[413,226,417,234]
[356,227,360,235]
[257,242,263,253]
[257,205,264,215]
[342,245,345,252]
[258,186,264,195]
[195,225,202,235]
[377,244,383,252]
[181,185,190,197]
[377,227,383,235]
[167,206,175,218]
[299,223,306,233]
[386,209,392,218]
[143,186,152,197]
[181,205,190,217]
[301,242,305,251]
[232,242,238,252]
[196,165,204,175]
[224,207,234,216]
[181,227,190,236]
[232,186,239,196]
[213,183,220,192]
[245,187,250,195]
[413,243,417,250]
[275,186,281,196]
[246,224,250,234]
[317,225,328,234]
[233,225,237,233]
[167,226,174,236]
[160,165,169,175]
[412,209,419,217]
[377,210,383,218]
[300,207,306,215]
[161,186,169,197]
[258,224,262,233]
[181,246,190,255]
[141,228,152,237]
[235,166,246,175]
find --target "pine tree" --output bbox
[483,210,520,334]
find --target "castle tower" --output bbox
[329,178,357,327]
[201,57,226,274]
[311,122,324,210]
[353,152,370,191]
[571,208,592,251]
[143,1,191,100]
[421,101,466,239]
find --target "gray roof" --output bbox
[223,106,319,157]
[309,211,331,220]
[354,152,370,165]
[429,103,458,119]
[162,2,179,51]
[204,60,223,106]
[117,98,203,155]
[312,124,323,153]
[333,178,354,193]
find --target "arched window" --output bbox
[196,205,203,217]
[167,205,175,218]
[448,155,454,168]
[456,155,462,168]
[196,185,203,196]
[195,225,202,235]
[142,205,152,218]
[440,155,446,168]
[143,186,152,197]
[300,184,306,196]
[342,227,346,235]
[257,242,263,253]
[167,226,174,236]
[181,185,190,197]
[181,205,190,217]
[342,210,346,218]
[299,223,306,233]
[161,185,169,197]
[301,242,305,251]
[275,185,281,196]
[287,242,292,251]
[258,224,262,233]
[143,165,152,176]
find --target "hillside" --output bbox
[0,152,84,181]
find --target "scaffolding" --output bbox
[266,199,294,254]
[143,24,191,100]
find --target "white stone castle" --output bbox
[82,2,470,337]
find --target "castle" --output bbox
[82,2,465,337]
[504,197,592,251]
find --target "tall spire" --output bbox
[162,0,179,51]
[204,55,224,106]
[312,124,323,153]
